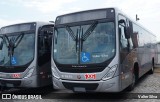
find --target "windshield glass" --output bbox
[0,32,35,66]
[54,21,115,64]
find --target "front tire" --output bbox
[149,64,154,74]
[127,73,136,91]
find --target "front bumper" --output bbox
[52,75,121,92]
[0,75,38,88]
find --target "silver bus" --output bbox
[52,8,156,92]
[0,22,54,88]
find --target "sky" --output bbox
[0,0,160,41]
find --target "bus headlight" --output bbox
[102,65,118,81]
[52,67,60,79]
[24,67,34,79]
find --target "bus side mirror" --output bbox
[119,19,131,39]
[118,19,125,24]
[124,27,130,39]
[119,28,121,39]
[0,42,3,50]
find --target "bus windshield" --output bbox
[0,32,35,66]
[54,21,115,64]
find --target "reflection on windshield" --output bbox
[54,26,79,64]
[0,33,35,66]
[54,22,115,64]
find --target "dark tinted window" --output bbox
[38,26,53,66]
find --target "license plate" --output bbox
[74,87,86,92]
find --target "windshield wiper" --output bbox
[80,21,98,51]
[65,25,80,53]
[14,33,24,48]
[65,25,76,41]
[80,28,83,52]
[81,21,98,41]
[3,35,9,48]
[75,29,79,52]
[3,33,24,56]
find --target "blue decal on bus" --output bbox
[81,52,90,63]
[11,56,17,65]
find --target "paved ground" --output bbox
[131,67,160,93]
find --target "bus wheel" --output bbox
[149,64,154,74]
[127,73,135,91]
